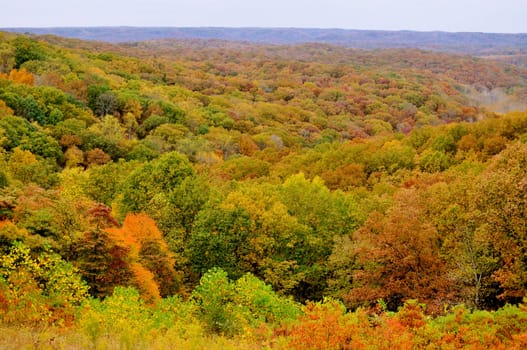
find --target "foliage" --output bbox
[191,268,300,336]
[0,242,88,326]
[349,189,453,314]
[106,213,181,298]
[3,31,527,346]
[71,229,134,298]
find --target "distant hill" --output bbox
[3,27,527,55]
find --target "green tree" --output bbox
[19,94,46,123]
[191,268,239,335]
[191,268,300,335]
[12,37,46,69]
[188,207,252,280]
[120,151,195,214]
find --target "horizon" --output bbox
[2,0,526,34]
[3,26,526,36]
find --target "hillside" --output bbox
[1,31,527,348]
[4,26,527,55]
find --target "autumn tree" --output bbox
[106,213,181,297]
[350,189,453,314]
[0,242,88,325]
[71,205,132,298]
[0,42,15,73]
[119,151,210,256]
[469,143,527,304]
[0,68,34,85]
[72,229,133,298]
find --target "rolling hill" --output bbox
[3,26,527,55]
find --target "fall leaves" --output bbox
[74,212,180,302]
[4,30,527,348]
[0,68,34,86]
[349,190,451,315]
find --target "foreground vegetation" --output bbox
[2,275,527,349]
[2,31,527,348]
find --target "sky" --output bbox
[1,0,526,33]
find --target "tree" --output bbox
[220,156,270,180]
[0,68,34,85]
[279,173,361,241]
[72,229,134,298]
[19,95,45,123]
[191,268,300,335]
[86,84,109,113]
[12,37,46,69]
[0,100,13,116]
[72,203,132,298]
[95,92,118,117]
[190,268,239,335]
[0,43,15,73]
[84,160,138,206]
[0,242,88,325]
[283,299,360,350]
[0,116,62,162]
[440,203,499,309]
[119,151,195,214]
[419,149,453,172]
[85,148,111,166]
[350,189,453,314]
[106,213,181,297]
[188,207,253,280]
[188,178,362,301]
[6,148,58,188]
[88,115,126,144]
[470,143,527,304]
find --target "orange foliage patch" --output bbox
[131,263,160,303]
[282,301,364,350]
[105,213,177,299]
[106,213,168,256]
[0,220,12,230]
[0,68,34,86]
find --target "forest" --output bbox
[1,30,527,348]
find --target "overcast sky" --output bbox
[2,0,526,33]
